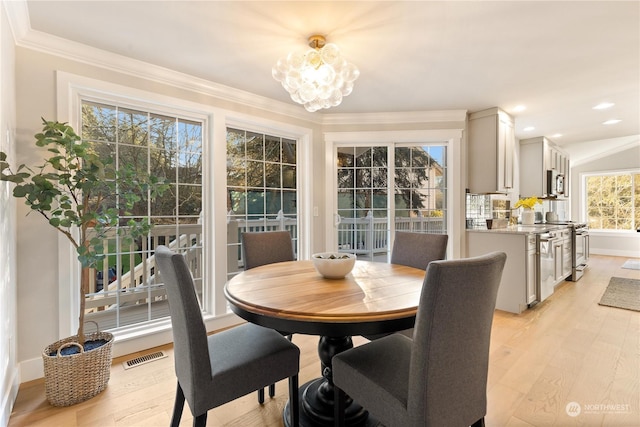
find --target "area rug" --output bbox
[598,277,640,312]
[622,259,640,270]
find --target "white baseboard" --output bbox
[590,248,640,258]
[18,312,243,383]
[1,367,19,427]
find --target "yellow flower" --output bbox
[514,196,542,210]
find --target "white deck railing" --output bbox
[336,211,445,259]
[85,223,203,314]
[85,211,444,317]
[226,210,298,273]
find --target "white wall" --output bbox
[0,2,18,425]
[570,143,640,257]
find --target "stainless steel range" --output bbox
[546,221,589,281]
[571,223,589,281]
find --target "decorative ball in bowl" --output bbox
[312,252,357,279]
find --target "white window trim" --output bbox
[323,129,464,260]
[225,113,314,262]
[579,168,640,231]
[55,72,313,353]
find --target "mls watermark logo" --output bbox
[566,400,631,417]
[566,401,581,417]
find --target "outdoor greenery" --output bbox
[82,102,203,223]
[586,173,639,230]
[0,119,167,344]
[226,128,297,217]
[336,146,445,217]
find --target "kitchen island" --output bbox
[467,224,570,314]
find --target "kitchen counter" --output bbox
[467,224,569,235]
[467,223,572,314]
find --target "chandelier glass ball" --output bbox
[272,35,360,112]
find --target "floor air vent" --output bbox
[123,351,168,370]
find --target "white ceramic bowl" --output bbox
[311,252,357,279]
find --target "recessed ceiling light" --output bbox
[552,133,563,138]
[523,126,535,132]
[513,105,526,112]
[602,119,622,125]
[593,102,615,110]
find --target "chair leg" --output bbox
[193,413,207,427]
[258,388,265,404]
[471,417,485,427]
[170,382,186,427]
[334,385,346,427]
[289,374,299,427]
[269,383,276,397]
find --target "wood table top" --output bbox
[224,260,426,328]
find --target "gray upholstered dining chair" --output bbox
[241,230,295,403]
[155,245,300,427]
[242,230,295,270]
[363,231,448,340]
[390,231,448,271]
[333,251,507,427]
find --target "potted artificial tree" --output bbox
[0,119,166,406]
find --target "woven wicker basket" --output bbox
[42,330,114,407]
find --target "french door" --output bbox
[334,143,447,262]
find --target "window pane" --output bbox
[82,100,204,331]
[264,135,281,163]
[226,127,299,279]
[246,160,264,187]
[82,102,116,142]
[586,172,638,230]
[245,132,263,160]
[283,139,296,164]
[118,108,148,146]
[265,163,281,188]
[150,114,176,152]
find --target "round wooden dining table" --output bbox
[224,259,426,427]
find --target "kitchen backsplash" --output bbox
[466,193,569,228]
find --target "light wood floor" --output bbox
[9,255,640,426]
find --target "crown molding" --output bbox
[2,0,29,41]
[322,110,467,126]
[5,1,467,128]
[5,0,319,123]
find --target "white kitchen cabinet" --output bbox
[520,136,570,198]
[467,230,536,314]
[468,107,515,193]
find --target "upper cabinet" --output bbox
[520,136,570,199]
[468,107,515,194]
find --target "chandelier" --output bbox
[272,35,360,112]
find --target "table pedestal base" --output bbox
[284,378,381,427]
[283,335,380,427]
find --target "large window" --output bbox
[585,171,639,231]
[335,144,447,261]
[226,128,298,278]
[81,101,204,330]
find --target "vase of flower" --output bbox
[521,209,535,225]
[514,197,542,225]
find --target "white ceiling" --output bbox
[11,1,640,159]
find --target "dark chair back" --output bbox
[390,231,448,270]
[242,231,295,270]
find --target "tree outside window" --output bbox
[585,172,639,230]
